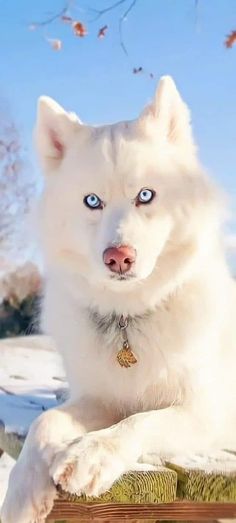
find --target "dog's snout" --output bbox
[103,246,136,274]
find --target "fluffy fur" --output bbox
[2,76,236,523]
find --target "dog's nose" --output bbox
[103,246,136,274]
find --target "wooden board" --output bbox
[48,500,236,521]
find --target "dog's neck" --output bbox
[88,308,153,335]
[88,308,154,367]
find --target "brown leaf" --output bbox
[73,21,87,37]
[98,25,108,39]
[61,15,73,24]
[225,30,236,48]
[47,38,62,51]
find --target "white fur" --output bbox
[2,76,236,523]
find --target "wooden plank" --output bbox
[56,469,177,504]
[48,519,219,523]
[48,500,236,520]
[167,451,236,502]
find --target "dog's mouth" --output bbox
[109,273,136,282]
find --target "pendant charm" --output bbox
[117,315,137,368]
[117,342,137,368]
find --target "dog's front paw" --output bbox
[1,458,56,523]
[50,430,136,497]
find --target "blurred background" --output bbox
[0,0,235,337]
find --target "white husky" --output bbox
[2,76,236,523]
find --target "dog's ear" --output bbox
[35,96,81,172]
[139,76,195,152]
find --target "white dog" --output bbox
[2,76,236,523]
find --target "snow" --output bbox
[0,453,14,508]
[168,451,236,473]
[0,335,67,508]
[0,336,66,435]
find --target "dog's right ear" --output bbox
[35,96,81,172]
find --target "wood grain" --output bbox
[48,500,236,520]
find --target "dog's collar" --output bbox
[89,309,152,368]
[89,309,151,329]
[116,314,137,368]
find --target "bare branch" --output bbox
[87,0,129,22]
[31,0,71,28]
[87,0,138,56]
[0,103,36,260]
[119,0,138,56]
[28,0,155,78]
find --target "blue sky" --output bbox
[0,0,235,222]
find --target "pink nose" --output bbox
[103,245,136,274]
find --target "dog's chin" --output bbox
[103,269,153,292]
[110,273,136,282]
[104,275,139,292]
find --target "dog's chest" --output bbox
[89,310,188,412]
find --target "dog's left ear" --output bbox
[139,76,195,152]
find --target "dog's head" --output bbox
[35,77,220,293]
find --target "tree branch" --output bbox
[119,0,138,56]
[88,0,139,57]
[87,0,129,22]
[28,0,154,78]
[31,0,72,28]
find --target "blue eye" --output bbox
[137,188,156,205]
[84,193,103,209]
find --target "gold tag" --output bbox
[117,315,137,368]
[117,345,137,368]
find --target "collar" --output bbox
[89,308,153,368]
[88,308,152,334]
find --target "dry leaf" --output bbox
[61,15,73,24]
[73,21,87,37]
[98,25,108,39]
[225,30,236,48]
[47,38,62,51]
[133,67,143,74]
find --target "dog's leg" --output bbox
[1,399,116,523]
[50,404,225,497]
